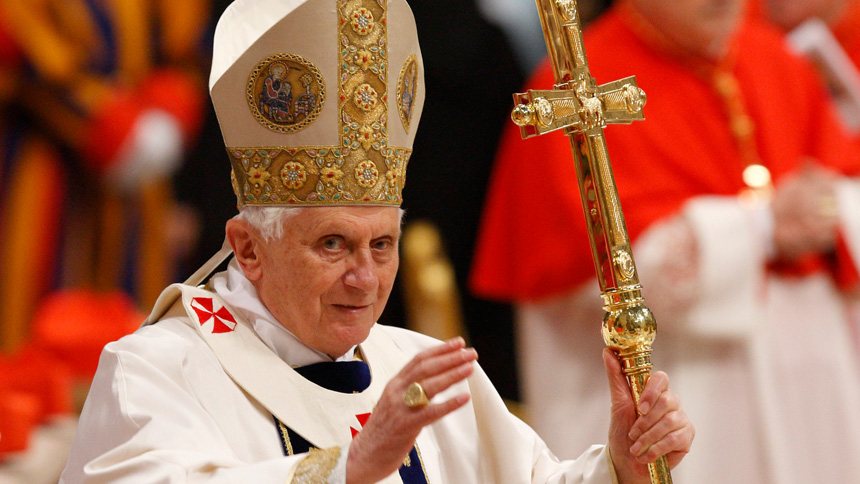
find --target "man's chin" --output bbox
[322,323,375,358]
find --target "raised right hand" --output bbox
[346,337,477,484]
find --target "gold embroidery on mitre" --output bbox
[228,146,410,205]
[281,161,309,190]
[397,54,418,133]
[247,53,326,133]
[353,83,379,111]
[339,0,388,156]
[230,169,240,200]
[355,160,379,187]
[292,447,341,483]
[228,0,412,207]
[350,7,375,35]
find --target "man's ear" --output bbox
[225,219,264,281]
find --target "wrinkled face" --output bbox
[255,206,400,359]
[765,0,847,30]
[633,0,745,60]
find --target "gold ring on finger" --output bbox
[403,382,430,408]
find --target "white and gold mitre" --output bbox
[210,0,425,207]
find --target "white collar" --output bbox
[209,258,356,367]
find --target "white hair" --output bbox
[234,206,301,241]
[234,206,406,241]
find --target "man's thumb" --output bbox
[603,348,634,409]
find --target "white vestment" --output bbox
[60,260,618,484]
[518,181,860,484]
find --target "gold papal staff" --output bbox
[509,1,671,483]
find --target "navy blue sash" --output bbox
[274,360,428,483]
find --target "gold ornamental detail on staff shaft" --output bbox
[509,0,671,482]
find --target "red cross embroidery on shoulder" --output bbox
[190,297,237,334]
[350,412,371,438]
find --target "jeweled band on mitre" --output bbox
[228,146,410,206]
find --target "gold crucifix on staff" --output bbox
[510,1,671,483]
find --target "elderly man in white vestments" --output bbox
[59,0,694,483]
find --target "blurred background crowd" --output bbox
[1,0,859,483]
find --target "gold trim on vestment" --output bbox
[292,447,341,483]
[278,420,296,456]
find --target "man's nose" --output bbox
[343,249,377,291]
